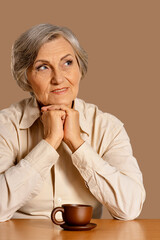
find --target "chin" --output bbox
[48,99,73,107]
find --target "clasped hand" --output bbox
[41,105,84,152]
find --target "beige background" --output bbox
[0,0,159,219]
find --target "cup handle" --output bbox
[51,207,65,225]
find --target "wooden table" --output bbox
[0,219,160,240]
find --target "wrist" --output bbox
[45,137,61,150]
[65,138,84,153]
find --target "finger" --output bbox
[41,105,71,111]
[61,114,66,120]
[41,105,63,112]
[41,109,66,121]
[40,111,48,121]
[41,105,56,111]
[41,105,53,112]
[50,105,73,115]
[41,107,47,112]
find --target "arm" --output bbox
[0,136,59,222]
[71,127,146,220]
[0,105,66,222]
[41,104,146,220]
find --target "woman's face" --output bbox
[27,36,82,107]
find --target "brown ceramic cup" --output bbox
[51,204,93,226]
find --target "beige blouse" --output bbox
[0,97,145,222]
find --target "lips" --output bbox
[51,87,68,93]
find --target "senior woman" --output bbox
[0,23,145,222]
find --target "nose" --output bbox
[51,68,64,85]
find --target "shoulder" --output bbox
[0,98,36,154]
[0,98,33,150]
[0,98,33,144]
[76,98,123,131]
[76,98,125,154]
[0,98,32,126]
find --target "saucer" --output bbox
[60,223,97,231]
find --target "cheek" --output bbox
[27,71,46,93]
[71,67,82,85]
[31,81,48,103]
[72,73,81,98]
[30,78,46,94]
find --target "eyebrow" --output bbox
[34,54,73,64]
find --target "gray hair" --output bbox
[11,23,88,92]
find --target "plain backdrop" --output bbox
[0,0,159,219]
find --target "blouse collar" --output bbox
[19,97,89,136]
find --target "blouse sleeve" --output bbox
[0,123,59,222]
[71,126,146,220]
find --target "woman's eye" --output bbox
[36,65,48,71]
[65,60,73,66]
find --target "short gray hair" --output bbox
[11,23,88,92]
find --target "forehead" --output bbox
[36,36,75,58]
